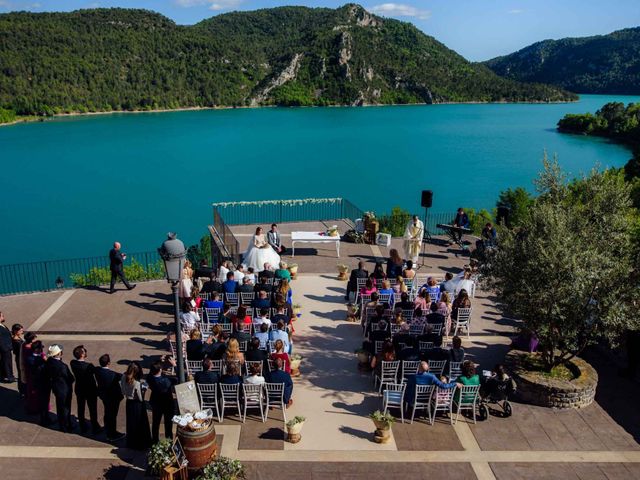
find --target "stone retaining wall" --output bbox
[505,350,598,409]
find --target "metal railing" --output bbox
[0,250,165,296]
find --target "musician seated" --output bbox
[452,208,470,242]
[481,222,497,247]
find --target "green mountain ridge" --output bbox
[484,27,640,94]
[0,4,575,115]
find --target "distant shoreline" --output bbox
[0,98,585,127]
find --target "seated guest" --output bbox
[201,272,222,295]
[393,276,408,294]
[360,278,377,296]
[191,286,203,310]
[436,292,451,318]
[370,341,395,376]
[395,292,414,312]
[245,267,257,285]
[418,324,443,347]
[233,264,245,283]
[222,272,238,294]
[422,335,449,362]
[402,261,416,280]
[393,323,413,353]
[253,308,271,329]
[378,280,395,305]
[220,362,242,385]
[270,339,291,373]
[204,292,224,310]
[223,339,245,371]
[405,361,460,406]
[451,290,472,323]
[269,320,291,354]
[364,303,386,337]
[365,291,381,311]
[275,262,291,281]
[386,248,404,279]
[346,261,369,302]
[204,325,226,360]
[255,323,270,350]
[271,305,290,326]
[414,289,429,313]
[454,361,480,403]
[218,260,232,283]
[186,329,204,361]
[481,222,497,247]
[449,336,465,363]
[273,294,294,322]
[180,303,199,332]
[260,263,275,280]
[420,277,441,302]
[440,272,457,295]
[398,337,421,361]
[234,305,252,326]
[219,304,234,324]
[371,262,386,281]
[236,277,255,294]
[426,302,446,326]
[267,358,293,407]
[252,290,271,310]
[276,279,293,305]
[245,337,269,373]
[194,358,220,385]
[392,310,406,326]
[254,276,272,294]
[243,363,265,385]
[231,321,252,346]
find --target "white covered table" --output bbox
[291,231,340,257]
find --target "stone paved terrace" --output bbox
[0,223,639,479]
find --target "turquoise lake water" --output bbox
[1,94,639,265]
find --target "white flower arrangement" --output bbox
[213,197,343,208]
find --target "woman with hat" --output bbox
[43,344,75,432]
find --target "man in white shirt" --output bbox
[269,320,291,354]
[180,303,199,331]
[252,308,272,329]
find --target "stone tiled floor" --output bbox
[0,229,638,479]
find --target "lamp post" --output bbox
[158,232,186,383]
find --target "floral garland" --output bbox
[213,197,343,208]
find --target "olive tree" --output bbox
[484,156,640,371]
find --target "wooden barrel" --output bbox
[177,423,217,472]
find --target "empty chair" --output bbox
[409,324,423,336]
[452,307,472,339]
[402,309,415,321]
[401,360,421,383]
[242,383,265,423]
[187,360,203,374]
[426,323,443,336]
[374,341,384,354]
[238,340,248,352]
[198,292,210,301]
[240,292,255,305]
[410,384,435,424]
[449,361,463,381]
[429,360,447,376]
[205,307,220,322]
[390,324,402,336]
[430,387,454,425]
[264,382,287,422]
[382,383,406,423]
[375,360,400,393]
[225,293,239,306]
[219,383,242,419]
[453,385,481,424]
[197,383,221,422]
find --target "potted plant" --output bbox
[346,303,359,322]
[147,439,174,478]
[196,457,245,480]
[290,353,303,376]
[292,303,302,318]
[337,263,349,280]
[285,416,306,443]
[288,263,299,279]
[369,410,395,444]
[354,347,370,368]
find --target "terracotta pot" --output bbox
[372,419,392,431]
[287,421,304,435]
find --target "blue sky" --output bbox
[1,0,638,61]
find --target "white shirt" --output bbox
[234,270,245,283]
[253,316,271,328]
[269,329,290,353]
[244,375,266,385]
[218,265,229,283]
[455,279,474,297]
[180,311,199,330]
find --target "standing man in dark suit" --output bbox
[95,354,125,441]
[147,361,177,444]
[267,224,286,255]
[109,242,136,293]
[44,344,74,432]
[0,312,16,383]
[70,345,101,434]
[346,261,369,302]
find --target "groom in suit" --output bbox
[267,224,286,255]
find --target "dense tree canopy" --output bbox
[484,27,640,94]
[0,4,575,117]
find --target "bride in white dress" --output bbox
[242,227,281,272]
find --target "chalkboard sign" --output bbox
[172,438,188,467]
[174,380,200,415]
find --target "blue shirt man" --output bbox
[222,272,238,294]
